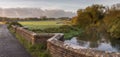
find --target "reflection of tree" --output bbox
[78,23,114,48]
[78,27,100,48]
[77,40,88,46]
[89,42,99,48]
[110,38,120,51]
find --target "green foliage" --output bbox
[8,21,23,28]
[19,21,82,39]
[31,25,83,39]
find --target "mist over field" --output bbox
[0,8,75,18]
[0,0,119,18]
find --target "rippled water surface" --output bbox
[65,37,120,52]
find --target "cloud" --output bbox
[0,0,119,12]
[0,8,75,18]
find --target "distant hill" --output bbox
[0,8,75,18]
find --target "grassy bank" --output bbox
[19,21,83,39]
[10,29,51,57]
[31,25,83,40]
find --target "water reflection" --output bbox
[64,37,120,52]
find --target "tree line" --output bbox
[0,16,70,22]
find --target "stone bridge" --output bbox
[11,25,120,57]
[47,33,120,57]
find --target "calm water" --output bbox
[65,37,120,52]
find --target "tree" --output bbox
[71,4,105,28]
[71,16,78,25]
[85,4,105,23]
[103,4,120,39]
[77,12,92,27]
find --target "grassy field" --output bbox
[19,20,82,39]
[19,21,66,30]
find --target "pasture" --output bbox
[19,21,66,30]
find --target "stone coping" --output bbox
[12,25,55,37]
[48,33,120,57]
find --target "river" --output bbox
[64,26,120,52]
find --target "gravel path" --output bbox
[0,24,31,57]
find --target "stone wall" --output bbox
[11,25,120,57]
[47,33,120,57]
[11,25,54,44]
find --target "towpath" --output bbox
[0,24,31,57]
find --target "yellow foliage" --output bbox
[71,16,78,25]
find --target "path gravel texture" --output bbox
[0,24,31,57]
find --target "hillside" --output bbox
[0,8,75,18]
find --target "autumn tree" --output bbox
[85,4,105,23]
[71,4,105,28]
[71,16,78,25]
[103,4,120,39]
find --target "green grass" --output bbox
[19,21,65,30]
[30,25,83,40]
[9,29,51,57]
[19,21,83,39]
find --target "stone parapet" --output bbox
[11,25,120,57]
[47,33,120,57]
[11,25,53,44]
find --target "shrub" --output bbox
[8,21,23,28]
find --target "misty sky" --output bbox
[0,0,119,12]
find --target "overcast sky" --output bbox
[0,0,119,12]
